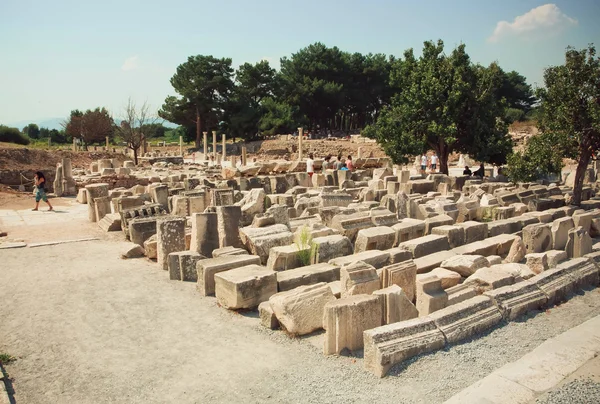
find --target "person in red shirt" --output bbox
[346,155,354,171]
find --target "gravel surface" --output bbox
[536,378,600,404]
[1,230,599,403]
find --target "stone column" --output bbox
[212,131,217,159]
[62,158,76,195]
[72,138,77,152]
[85,183,109,222]
[222,134,226,159]
[190,212,220,257]
[216,206,243,248]
[242,147,247,166]
[203,132,208,160]
[357,147,363,159]
[298,127,304,161]
[157,217,186,271]
[230,156,236,167]
[216,154,222,165]
[54,163,64,197]
[179,136,183,157]
[105,136,109,150]
[150,184,169,212]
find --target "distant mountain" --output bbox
[3,118,178,131]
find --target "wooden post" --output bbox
[298,127,303,161]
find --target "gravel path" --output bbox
[536,379,600,404]
[1,237,599,404]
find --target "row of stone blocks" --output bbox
[363,257,600,377]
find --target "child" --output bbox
[33,171,53,211]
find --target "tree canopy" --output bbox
[510,45,600,205]
[63,108,114,146]
[363,40,512,174]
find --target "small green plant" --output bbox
[295,225,317,266]
[0,353,16,364]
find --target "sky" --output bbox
[0,0,599,125]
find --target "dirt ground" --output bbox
[1,202,600,404]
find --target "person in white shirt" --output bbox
[430,152,438,172]
[420,153,428,175]
[306,153,315,177]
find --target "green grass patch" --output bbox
[0,353,16,364]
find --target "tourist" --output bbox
[463,166,472,176]
[346,155,354,171]
[430,151,438,172]
[472,163,485,178]
[420,153,428,175]
[323,155,332,170]
[306,153,315,177]
[335,154,344,170]
[32,171,53,211]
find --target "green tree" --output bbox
[39,127,50,139]
[506,134,563,183]
[0,125,30,145]
[534,45,600,205]
[63,108,114,147]
[364,40,511,174]
[258,98,301,135]
[23,123,40,139]
[499,70,537,121]
[159,55,234,148]
[223,60,277,140]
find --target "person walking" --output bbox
[430,152,438,172]
[306,153,315,178]
[420,153,428,175]
[32,171,53,211]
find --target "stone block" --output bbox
[156,217,186,271]
[431,225,465,249]
[214,265,277,309]
[363,317,446,377]
[386,247,413,264]
[533,265,577,307]
[381,260,417,301]
[329,250,390,269]
[464,264,520,293]
[522,223,552,254]
[546,250,567,268]
[143,235,157,259]
[168,251,204,282]
[276,263,340,292]
[391,218,426,245]
[424,214,454,234]
[551,217,574,250]
[76,188,87,204]
[446,284,477,306]
[486,255,502,266]
[330,211,374,242]
[340,261,381,297]
[354,226,395,253]
[398,234,449,259]
[415,275,448,316]
[483,280,547,320]
[440,254,489,277]
[414,250,457,274]
[506,236,527,263]
[373,285,418,324]
[429,295,502,344]
[566,226,593,258]
[562,257,600,289]
[323,294,383,355]
[196,254,262,296]
[525,253,548,274]
[216,206,243,249]
[420,268,461,289]
[239,224,294,265]
[266,244,305,271]
[190,212,219,258]
[311,234,353,263]
[270,283,336,335]
[120,242,145,259]
[258,301,279,330]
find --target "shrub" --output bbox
[295,225,317,266]
[0,125,30,145]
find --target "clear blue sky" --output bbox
[1,0,598,124]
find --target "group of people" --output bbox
[306,153,353,177]
[463,164,486,178]
[419,152,439,174]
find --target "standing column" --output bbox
[222,134,226,160]
[357,147,363,159]
[105,136,109,150]
[216,206,243,248]
[212,131,217,159]
[190,212,219,257]
[242,147,247,166]
[298,127,303,161]
[203,132,208,160]
[179,136,183,157]
[230,155,236,167]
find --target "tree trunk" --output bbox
[438,142,450,175]
[133,147,138,166]
[195,109,201,149]
[572,151,591,206]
